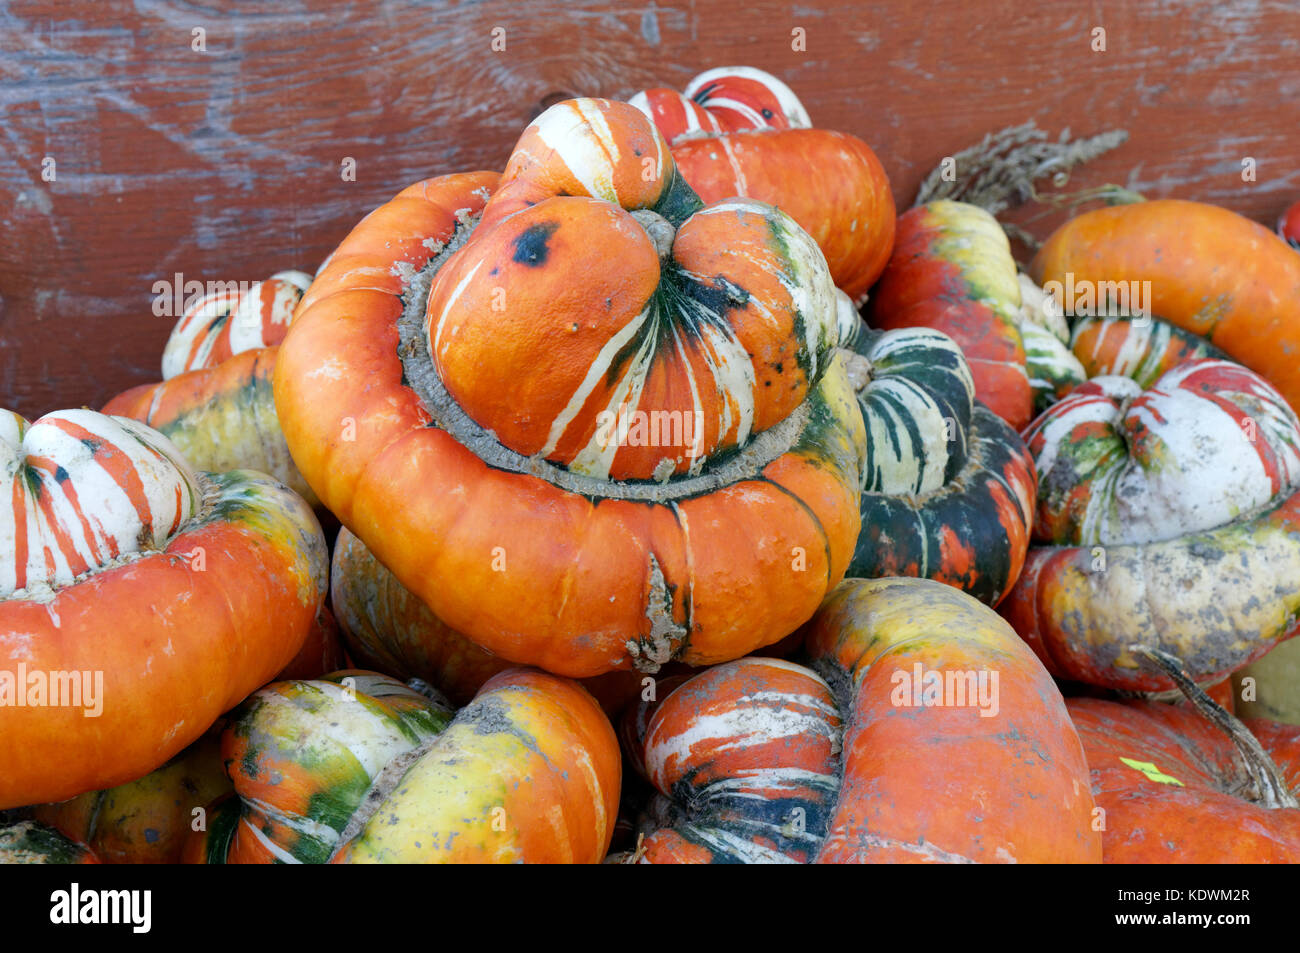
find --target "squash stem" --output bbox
[1132,645,1299,809]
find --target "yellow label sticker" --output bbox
[1119,757,1185,787]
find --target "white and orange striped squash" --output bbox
[0,408,327,809]
[621,578,1101,863]
[630,66,895,303]
[104,270,317,504]
[274,100,867,677]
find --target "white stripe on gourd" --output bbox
[683,66,813,130]
[541,301,655,462]
[627,90,722,139]
[225,271,311,356]
[241,818,301,864]
[241,794,340,849]
[431,259,485,358]
[565,306,660,475]
[533,100,626,204]
[670,824,802,863]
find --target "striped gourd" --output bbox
[104,269,317,504]
[194,672,452,864]
[1022,321,1086,412]
[275,103,867,677]
[633,658,841,863]
[630,66,896,302]
[0,409,199,597]
[1003,358,1300,691]
[0,408,327,809]
[1017,272,1087,412]
[625,578,1101,863]
[842,324,1036,606]
[189,669,621,864]
[161,270,311,378]
[1070,313,1227,386]
[1024,360,1300,545]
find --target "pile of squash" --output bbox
[3,66,1299,865]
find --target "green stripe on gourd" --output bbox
[1021,321,1087,414]
[226,673,451,864]
[780,353,869,502]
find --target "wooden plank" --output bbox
[1,0,1297,416]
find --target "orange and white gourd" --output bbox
[186,669,621,864]
[1003,359,1300,690]
[104,270,316,504]
[622,578,1101,863]
[274,99,866,678]
[0,408,327,808]
[631,66,896,303]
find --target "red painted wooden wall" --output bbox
[2,0,1297,416]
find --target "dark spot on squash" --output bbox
[54,465,69,483]
[513,221,559,267]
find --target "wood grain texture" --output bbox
[1,0,1297,416]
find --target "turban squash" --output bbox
[29,724,230,864]
[103,270,317,505]
[0,408,328,809]
[1069,313,1227,386]
[630,66,895,303]
[870,201,1083,431]
[620,577,1101,863]
[25,618,342,865]
[841,322,1035,606]
[1032,198,1300,414]
[1068,653,1300,862]
[1002,358,1300,691]
[331,524,775,715]
[185,668,620,864]
[274,98,866,678]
